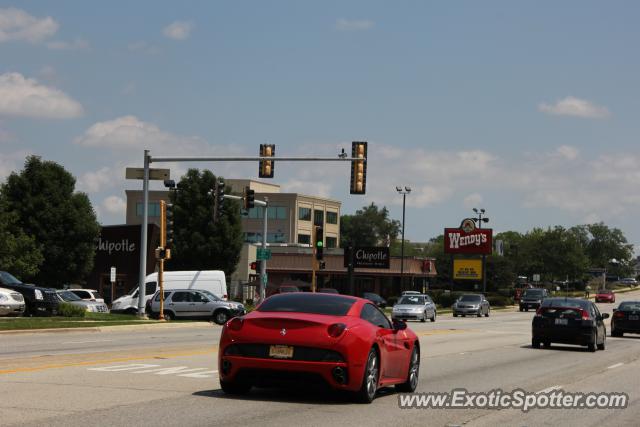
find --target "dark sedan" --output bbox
[532,298,608,352]
[362,292,387,308]
[0,271,59,316]
[611,301,640,337]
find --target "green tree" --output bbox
[168,169,243,278]
[584,223,634,276]
[1,156,100,286]
[340,202,401,248]
[0,198,44,278]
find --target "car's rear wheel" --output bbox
[395,345,419,392]
[213,310,229,325]
[611,328,623,337]
[431,311,436,322]
[163,310,174,321]
[485,308,490,317]
[220,379,251,394]
[532,338,541,348]
[453,313,458,317]
[355,348,379,403]
[587,331,597,352]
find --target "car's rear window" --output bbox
[618,302,640,311]
[541,298,589,309]
[460,295,481,302]
[258,293,357,316]
[523,289,544,297]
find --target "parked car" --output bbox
[392,294,436,322]
[0,286,26,316]
[595,288,615,303]
[619,278,638,286]
[218,293,420,403]
[611,300,640,337]
[0,271,59,316]
[519,288,549,311]
[67,288,104,303]
[150,289,245,324]
[363,292,387,308]
[56,290,110,313]
[532,297,608,352]
[452,294,490,317]
[317,288,339,294]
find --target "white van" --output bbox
[111,270,227,314]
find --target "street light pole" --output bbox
[473,208,490,293]
[396,186,411,291]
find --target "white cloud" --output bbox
[163,21,194,40]
[463,193,483,208]
[101,195,126,216]
[336,18,375,31]
[74,115,206,154]
[554,145,580,161]
[78,167,115,193]
[538,96,610,119]
[0,72,84,119]
[0,7,58,43]
[46,37,89,51]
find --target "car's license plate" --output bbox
[629,315,639,321]
[269,345,294,359]
[555,318,568,325]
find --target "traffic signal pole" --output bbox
[137,147,366,314]
[260,197,268,302]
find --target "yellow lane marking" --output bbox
[0,346,218,375]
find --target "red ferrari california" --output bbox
[218,293,420,403]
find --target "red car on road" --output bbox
[218,293,420,403]
[595,289,615,303]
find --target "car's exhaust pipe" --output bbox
[332,366,347,384]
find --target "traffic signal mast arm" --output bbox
[149,156,364,162]
[224,194,267,207]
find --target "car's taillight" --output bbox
[223,294,228,300]
[614,311,624,318]
[581,309,590,320]
[227,317,243,331]
[535,307,544,317]
[328,323,347,338]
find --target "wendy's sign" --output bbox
[444,227,493,255]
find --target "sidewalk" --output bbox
[0,320,217,335]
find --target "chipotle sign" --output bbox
[444,228,493,255]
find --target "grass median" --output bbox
[0,312,161,331]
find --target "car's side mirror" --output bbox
[392,319,407,331]
[601,313,610,319]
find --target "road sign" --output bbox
[110,267,116,283]
[125,167,171,180]
[256,248,271,260]
[533,274,540,282]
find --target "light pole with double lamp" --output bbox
[396,186,411,291]
[473,208,490,293]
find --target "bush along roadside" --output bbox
[57,302,86,318]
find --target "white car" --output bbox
[68,288,104,303]
[0,286,26,316]
[620,278,638,286]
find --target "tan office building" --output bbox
[125,179,341,247]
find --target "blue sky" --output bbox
[1,1,639,252]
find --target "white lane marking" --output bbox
[88,363,160,372]
[63,339,114,344]
[131,366,210,375]
[179,370,218,378]
[459,352,466,355]
[536,385,562,394]
[607,362,624,370]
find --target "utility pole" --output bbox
[473,208,490,293]
[260,197,268,302]
[396,186,411,291]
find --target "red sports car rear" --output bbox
[595,289,615,303]
[218,293,420,403]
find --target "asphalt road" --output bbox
[1,291,639,427]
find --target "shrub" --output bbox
[58,302,86,318]
[386,296,399,306]
[487,295,513,307]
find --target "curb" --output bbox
[0,320,218,335]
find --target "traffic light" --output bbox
[165,203,174,251]
[314,225,324,260]
[213,179,225,221]
[350,141,367,194]
[243,186,255,210]
[259,144,275,178]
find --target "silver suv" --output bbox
[150,289,245,325]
